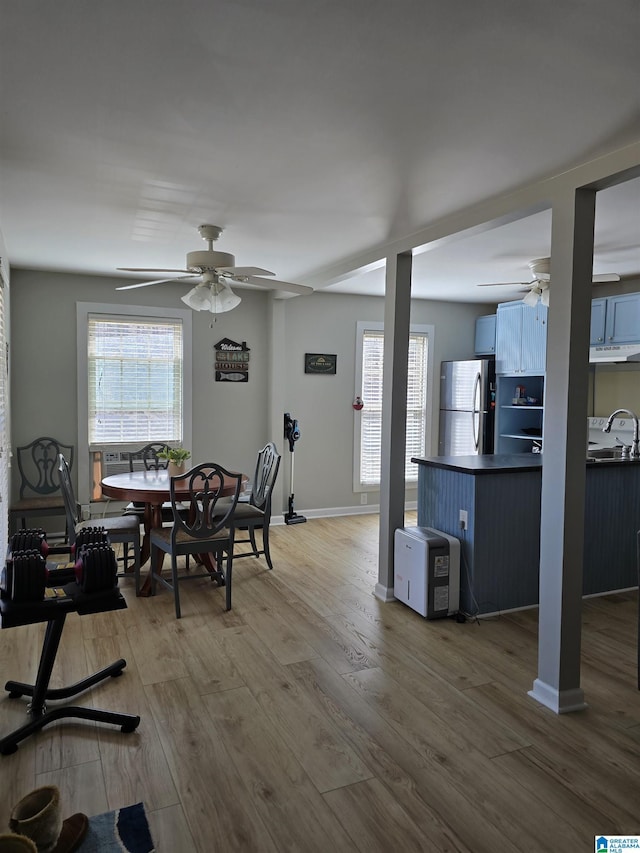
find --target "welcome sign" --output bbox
[214,338,250,382]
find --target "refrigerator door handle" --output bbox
[472,373,481,451]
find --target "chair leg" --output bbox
[262,524,273,570]
[248,525,259,556]
[225,550,233,612]
[172,555,181,619]
[133,536,141,596]
[150,545,158,596]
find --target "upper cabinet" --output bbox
[590,297,607,345]
[495,302,548,375]
[591,293,640,346]
[474,314,496,355]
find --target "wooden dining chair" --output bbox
[9,437,74,535]
[122,443,172,519]
[229,442,281,570]
[57,453,142,594]
[149,462,243,618]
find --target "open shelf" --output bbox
[496,376,544,454]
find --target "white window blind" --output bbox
[0,270,8,548]
[88,315,184,445]
[358,327,429,487]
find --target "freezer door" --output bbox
[440,360,488,413]
[439,409,487,455]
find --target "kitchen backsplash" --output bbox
[591,364,640,417]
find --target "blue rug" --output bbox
[78,802,155,852]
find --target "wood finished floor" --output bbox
[0,513,638,851]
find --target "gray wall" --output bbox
[9,268,488,513]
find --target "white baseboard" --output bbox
[272,501,417,526]
[528,679,587,714]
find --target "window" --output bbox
[76,303,192,507]
[354,321,432,490]
[88,314,184,444]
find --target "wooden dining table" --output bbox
[100,469,247,596]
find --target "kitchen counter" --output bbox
[412,454,542,474]
[413,452,640,473]
[411,453,640,615]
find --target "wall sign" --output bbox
[305,353,337,374]
[214,338,250,382]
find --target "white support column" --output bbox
[528,187,596,714]
[268,297,287,517]
[375,251,412,602]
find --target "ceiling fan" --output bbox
[116,224,313,314]
[477,257,620,307]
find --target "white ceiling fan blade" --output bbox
[116,274,198,291]
[241,275,313,295]
[477,281,530,287]
[593,273,620,283]
[216,266,275,277]
[117,267,192,273]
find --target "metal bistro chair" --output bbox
[9,437,74,535]
[150,463,243,618]
[231,442,281,570]
[57,453,142,594]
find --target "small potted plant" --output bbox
[157,446,191,477]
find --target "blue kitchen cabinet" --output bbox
[495,301,547,375]
[590,297,607,345]
[474,314,496,355]
[603,293,640,344]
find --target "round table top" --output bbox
[100,469,245,503]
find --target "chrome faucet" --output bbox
[603,408,640,459]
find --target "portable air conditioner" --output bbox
[393,526,460,619]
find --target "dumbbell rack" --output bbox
[0,580,140,755]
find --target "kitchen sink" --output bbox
[587,447,625,460]
[585,447,640,462]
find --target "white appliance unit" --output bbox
[394,527,460,619]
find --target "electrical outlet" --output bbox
[459,509,468,530]
[361,493,368,505]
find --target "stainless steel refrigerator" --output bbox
[438,359,495,455]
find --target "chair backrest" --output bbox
[57,453,81,541]
[250,442,281,515]
[170,463,243,544]
[127,443,170,472]
[17,437,74,499]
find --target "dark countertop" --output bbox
[411,454,542,474]
[412,453,640,474]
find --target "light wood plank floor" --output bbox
[0,514,638,851]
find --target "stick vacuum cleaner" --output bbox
[283,412,306,525]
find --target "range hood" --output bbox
[589,344,640,363]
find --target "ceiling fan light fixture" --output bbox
[522,286,541,307]
[181,281,241,314]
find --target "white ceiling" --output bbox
[1,1,639,305]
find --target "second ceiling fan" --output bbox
[478,257,620,307]
[116,224,313,313]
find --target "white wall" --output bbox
[9,269,489,514]
[279,291,488,511]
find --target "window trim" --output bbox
[353,320,434,492]
[76,302,192,507]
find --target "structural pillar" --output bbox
[529,187,596,713]
[375,251,412,601]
